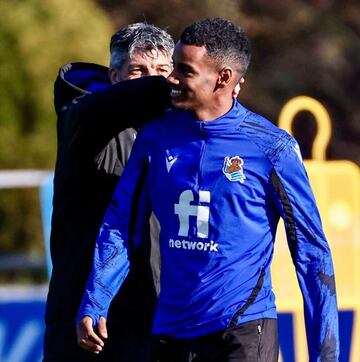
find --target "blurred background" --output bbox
[0,0,359,361]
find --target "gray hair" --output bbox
[110,23,174,69]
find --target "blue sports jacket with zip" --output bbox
[78,100,339,361]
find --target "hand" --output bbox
[77,316,108,354]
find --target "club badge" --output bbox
[222,156,246,183]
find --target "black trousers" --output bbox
[154,318,278,362]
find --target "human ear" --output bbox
[217,67,233,88]
[108,68,121,85]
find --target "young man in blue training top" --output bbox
[77,18,339,361]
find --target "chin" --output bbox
[171,99,187,109]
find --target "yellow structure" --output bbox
[272,96,360,361]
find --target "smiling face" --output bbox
[167,41,236,120]
[167,42,218,112]
[110,49,173,83]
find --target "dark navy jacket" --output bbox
[45,63,170,339]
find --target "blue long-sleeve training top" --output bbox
[78,100,339,361]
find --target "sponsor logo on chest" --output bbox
[170,190,219,252]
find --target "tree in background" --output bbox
[0,0,112,271]
[98,0,360,162]
[0,0,112,168]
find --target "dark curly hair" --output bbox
[180,18,251,76]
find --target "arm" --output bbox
[270,137,339,361]
[63,75,170,157]
[76,130,151,352]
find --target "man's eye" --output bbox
[158,68,171,75]
[182,69,193,77]
[178,65,193,76]
[129,69,142,74]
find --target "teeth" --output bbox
[170,89,183,97]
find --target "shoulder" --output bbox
[239,106,294,164]
[54,62,110,115]
[240,106,288,139]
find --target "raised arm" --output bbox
[270,137,339,361]
[61,75,170,157]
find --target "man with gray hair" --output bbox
[108,23,174,82]
[44,23,174,362]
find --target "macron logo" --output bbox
[166,155,177,172]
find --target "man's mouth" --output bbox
[170,88,185,98]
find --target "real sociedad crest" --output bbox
[222,156,246,183]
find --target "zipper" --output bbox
[257,323,262,361]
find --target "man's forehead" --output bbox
[130,48,171,62]
[173,41,211,65]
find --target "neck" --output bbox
[194,95,234,121]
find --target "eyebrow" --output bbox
[128,63,172,69]
[177,62,196,72]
